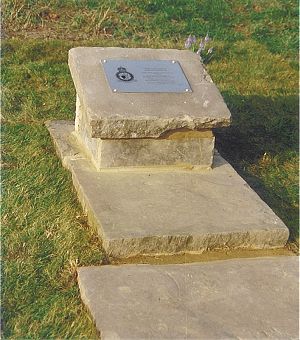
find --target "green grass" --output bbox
[2,123,105,338]
[3,0,298,62]
[2,0,299,338]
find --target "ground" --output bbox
[1,0,298,338]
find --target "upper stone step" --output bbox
[69,47,231,139]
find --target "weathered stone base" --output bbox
[46,120,289,258]
[77,256,299,339]
[75,95,215,170]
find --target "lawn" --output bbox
[1,0,298,338]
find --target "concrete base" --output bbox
[77,256,299,339]
[46,120,289,258]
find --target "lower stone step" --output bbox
[46,120,288,258]
[77,256,298,339]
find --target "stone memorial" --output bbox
[46,47,289,258]
[69,48,230,170]
[46,47,294,339]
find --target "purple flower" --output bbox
[185,33,214,63]
[185,35,196,49]
[204,33,210,43]
[184,37,192,49]
[196,39,205,54]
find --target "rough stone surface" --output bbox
[46,120,289,258]
[74,95,215,169]
[75,130,215,169]
[75,94,101,167]
[97,135,215,169]
[69,47,231,139]
[77,256,299,339]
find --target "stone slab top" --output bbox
[69,47,231,138]
[77,256,299,339]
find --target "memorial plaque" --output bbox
[101,59,192,93]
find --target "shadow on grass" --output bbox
[214,93,299,242]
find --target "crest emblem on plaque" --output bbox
[116,67,134,81]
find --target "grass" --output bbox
[2,0,299,338]
[2,123,105,338]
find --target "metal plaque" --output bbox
[101,59,192,93]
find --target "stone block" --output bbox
[77,256,299,339]
[97,132,214,169]
[68,47,231,139]
[74,95,215,169]
[46,120,289,258]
